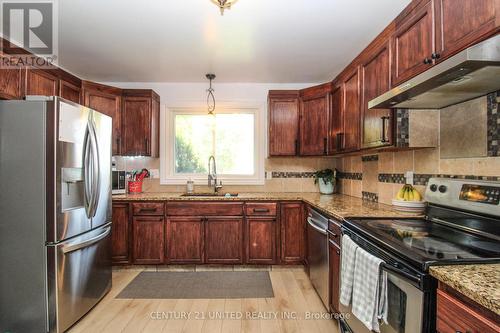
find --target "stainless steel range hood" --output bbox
[369,35,500,109]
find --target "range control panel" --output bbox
[425,178,500,216]
[459,184,500,205]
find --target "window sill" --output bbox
[160,177,265,186]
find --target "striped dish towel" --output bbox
[351,247,388,332]
[339,234,359,306]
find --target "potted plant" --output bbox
[314,168,337,194]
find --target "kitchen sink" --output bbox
[180,193,239,197]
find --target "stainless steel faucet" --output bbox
[208,155,223,193]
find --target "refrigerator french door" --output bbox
[0,97,112,333]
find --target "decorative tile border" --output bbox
[362,191,378,203]
[396,109,410,148]
[338,172,363,180]
[361,154,379,162]
[378,173,406,184]
[487,90,499,157]
[271,171,315,178]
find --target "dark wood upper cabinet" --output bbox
[111,203,131,264]
[435,0,498,62]
[166,217,204,264]
[299,84,331,156]
[25,68,59,96]
[328,84,343,155]
[392,0,435,86]
[246,217,277,264]
[280,202,305,264]
[0,53,23,100]
[121,90,160,157]
[205,217,244,264]
[82,81,122,155]
[361,39,393,149]
[342,67,361,153]
[268,91,300,156]
[132,216,165,264]
[59,78,81,104]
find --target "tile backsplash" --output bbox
[113,156,337,193]
[338,92,500,205]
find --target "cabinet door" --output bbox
[26,69,58,96]
[329,239,341,313]
[392,0,435,86]
[328,85,343,155]
[83,86,122,155]
[132,216,164,264]
[280,203,304,263]
[246,218,277,264]
[300,95,329,156]
[268,97,299,156]
[121,97,151,156]
[166,217,204,264]
[111,203,131,264]
[435,0,497,61]
[342,68,361,152]
[59,79,81,104]
[0,54,23,100]
[361,42,393,149]
[205,217,243,264]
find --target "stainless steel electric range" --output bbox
[340,178,500,333]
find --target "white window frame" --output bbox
[160,103,265,185]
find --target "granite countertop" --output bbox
[430,264,500,316]
[112,192,420,219]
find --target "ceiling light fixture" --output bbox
[206,73,216,115]
[211,0,238,15]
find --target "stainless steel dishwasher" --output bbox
[306,207,329,308]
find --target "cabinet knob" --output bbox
[423,58,432,65]
[431,53,441,60]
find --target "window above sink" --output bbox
[161,106,265,185]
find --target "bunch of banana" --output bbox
[396,184,422,201]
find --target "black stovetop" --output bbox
[345,210,500,271]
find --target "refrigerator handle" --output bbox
[83,124,93,218]
[61,226,111,254]
[89,114,101,218]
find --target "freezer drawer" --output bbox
[47,224,112,333]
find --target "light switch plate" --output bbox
[405,171,414,185]
[266,171,273,180]
[150,169,160,179]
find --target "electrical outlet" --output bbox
[266,171,273,180]
[405,171,414,185]
[150,169,160,179]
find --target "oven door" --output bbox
[340,266,424,333]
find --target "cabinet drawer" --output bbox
[131,202,165,216]
[436,289,500,333]
[245,203,277,216]
[167,202,244,216]
[328,219,342,245]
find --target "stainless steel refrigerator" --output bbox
[0,97,113,333]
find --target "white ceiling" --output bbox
[58,0,411,83]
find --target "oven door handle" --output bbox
[382,263,421,285]
[307,217,327,235]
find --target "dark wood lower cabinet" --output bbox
[280,203,305,264]
[246,217,277,264]
[132,216,165,264]
[166,217,204,264]
[329,239,341,313]
[111,203,131,264]
[205,217,244,264]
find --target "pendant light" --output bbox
[210,0,238,15]
[206,73,216,115]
